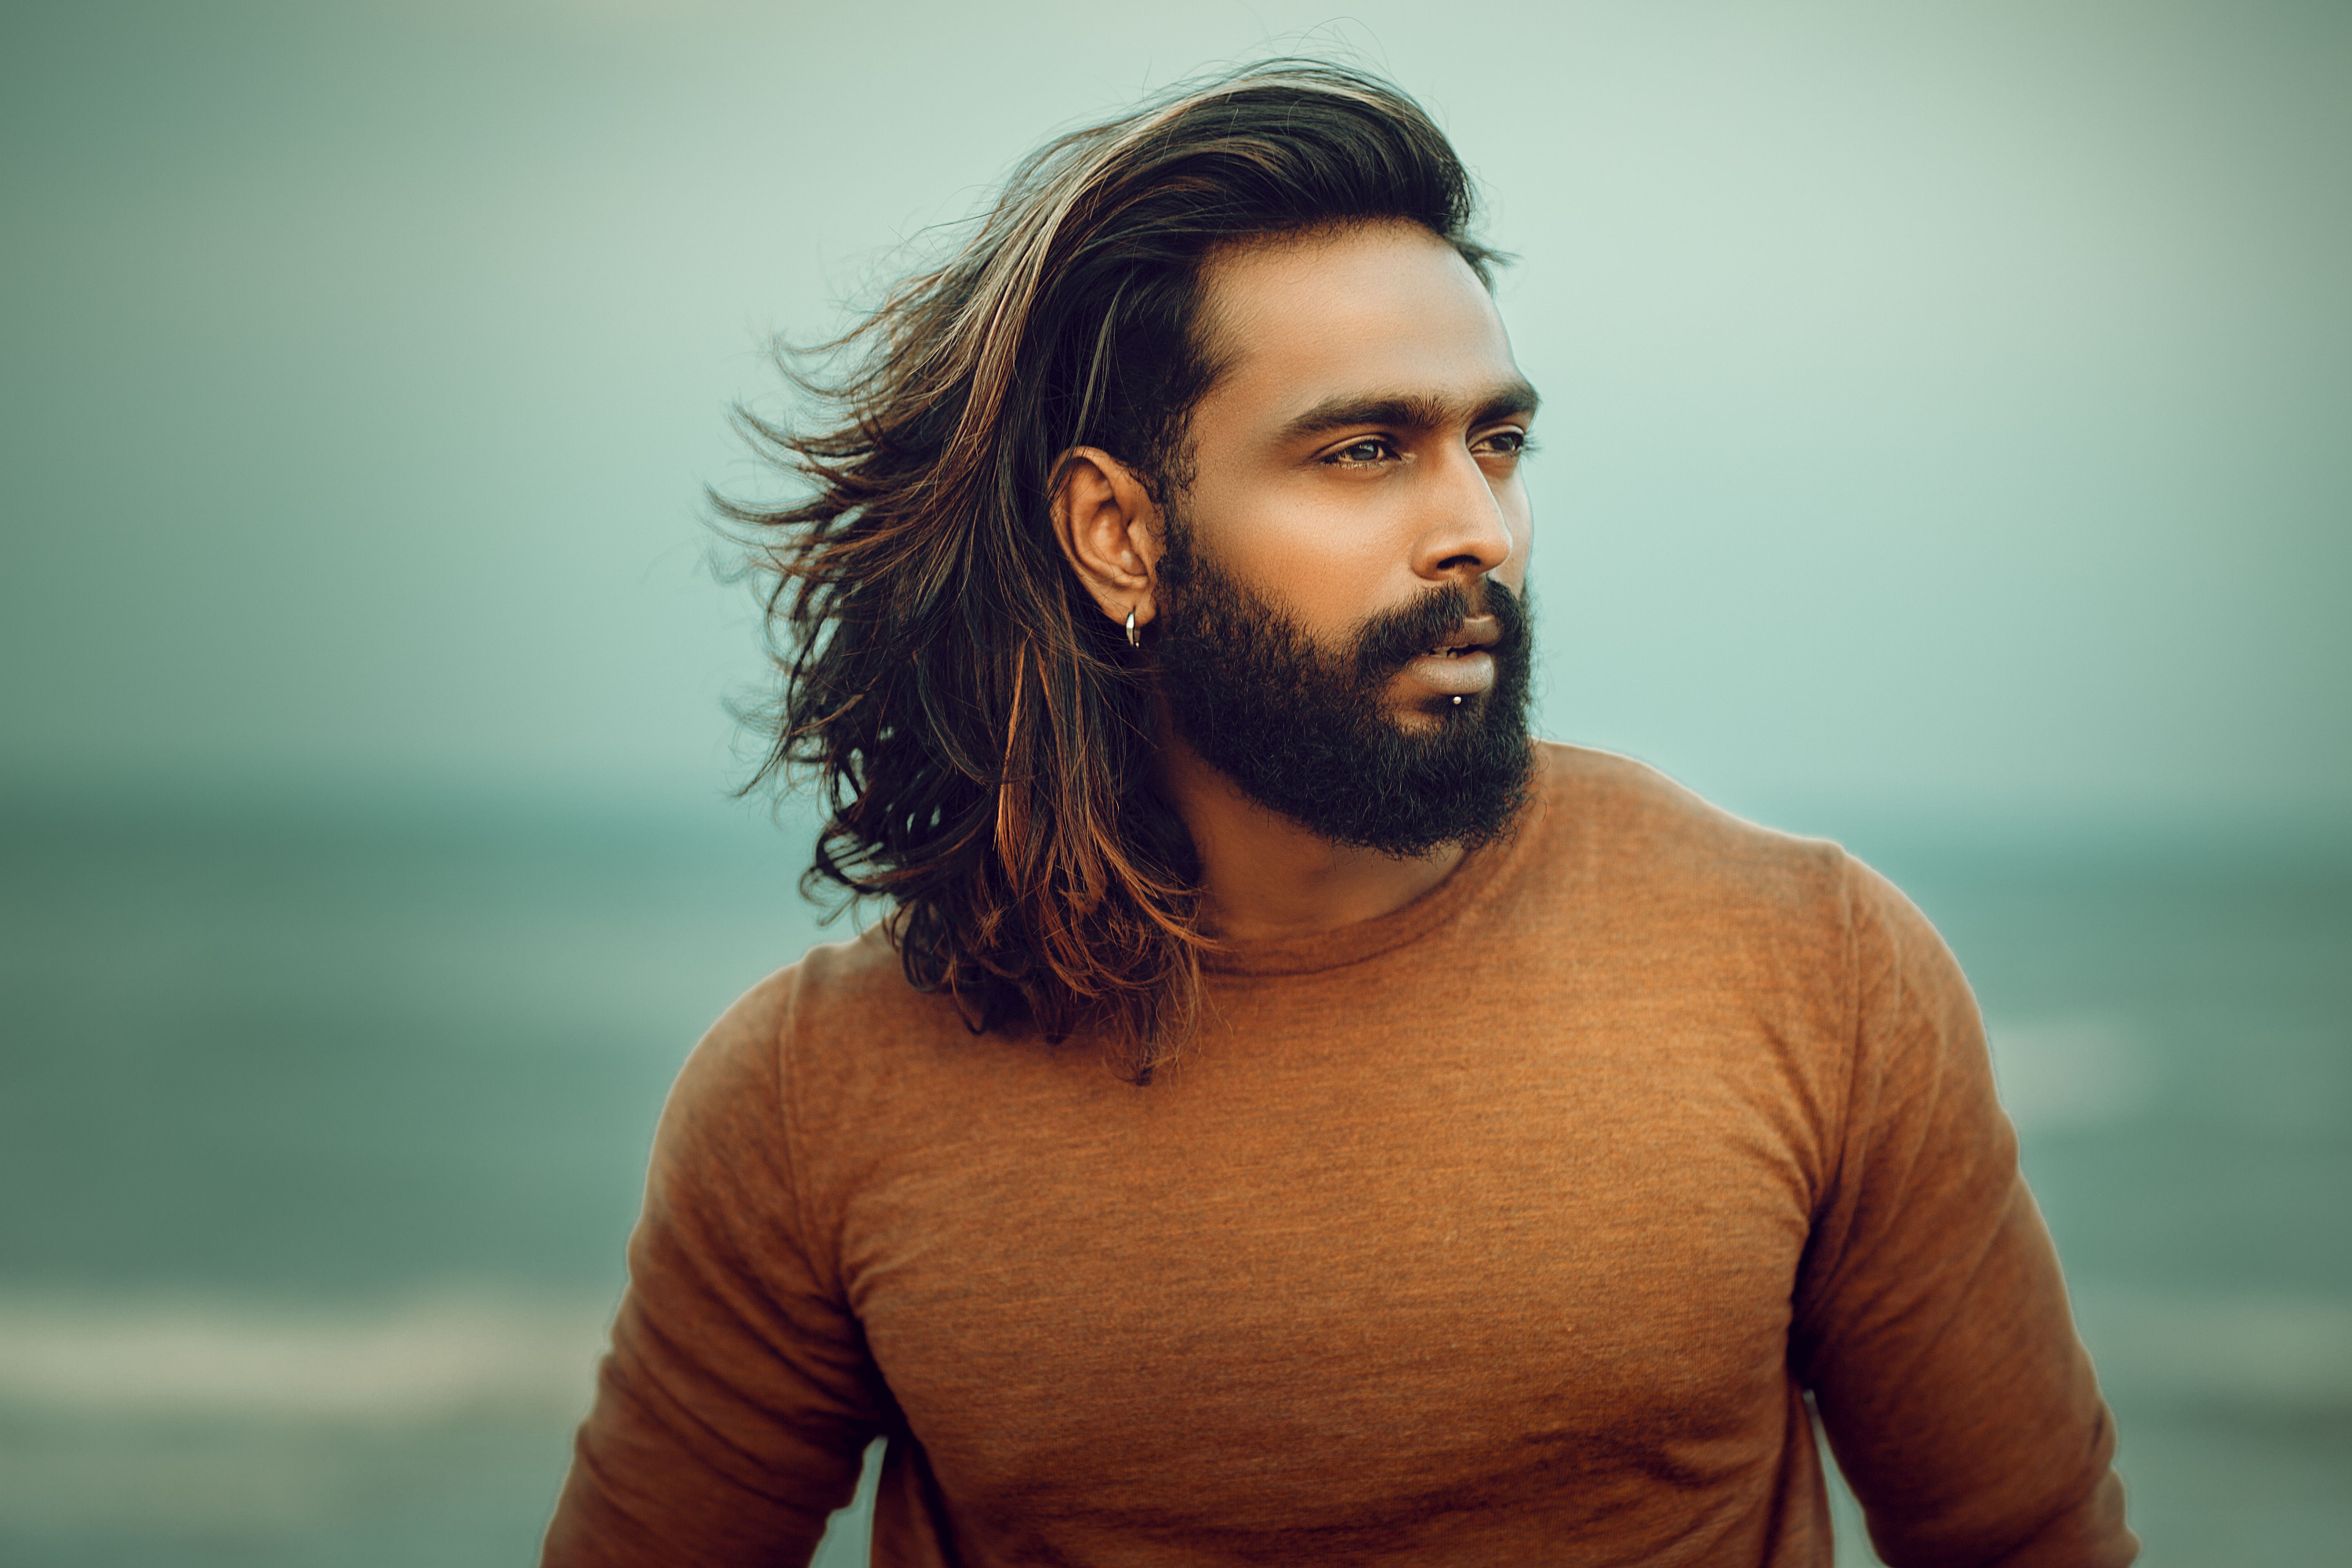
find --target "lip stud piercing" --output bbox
[1452,695,1463,706]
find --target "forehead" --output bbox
[1192,221,1519,429]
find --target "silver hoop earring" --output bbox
[1125,608,1140,648]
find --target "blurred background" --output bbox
[2,1,2346,1563]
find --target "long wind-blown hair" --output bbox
[724,61,1496,1078]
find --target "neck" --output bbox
[1156,733,1464,944]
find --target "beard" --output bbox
[1149,528,1536,858]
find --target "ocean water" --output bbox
[1,799,2344,1565]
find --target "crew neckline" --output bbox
[1198,760,1548,978]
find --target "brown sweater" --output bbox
[544,745,2134,1566]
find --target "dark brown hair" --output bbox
[724,61,1496,1076]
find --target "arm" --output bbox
[1793,859,2136,1567]
[543,969,887,1567]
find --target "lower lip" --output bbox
[1401,649,1496,697]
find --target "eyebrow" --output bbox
[1272,377,1541,445]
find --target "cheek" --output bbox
[1192,492,1389,636]
[1284,545,1397,641]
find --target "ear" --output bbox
[1050,446,1165,636]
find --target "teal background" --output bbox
[2,2,2346,1564]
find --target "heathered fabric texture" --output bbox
[544,745,2135,1567]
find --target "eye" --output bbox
[1475,428,1530,459]
[1323,437,1399,466]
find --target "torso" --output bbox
[782,746,1850,1564]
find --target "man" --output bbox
[545,64,2136,1566]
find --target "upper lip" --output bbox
[1424,615,1503,655]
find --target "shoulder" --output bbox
[690,923,964,1091]
[1524,742,1854,927]
[679,923,1015,1152]
[1524,747,1979,1064]
[645,926,982,1221]
[1525,744,1965,1007]
[707,924,925,1039]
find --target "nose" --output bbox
[1409,445,1515,584]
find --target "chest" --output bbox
[830,995,1831,1538]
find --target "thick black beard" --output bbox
[1151,531,1536,858]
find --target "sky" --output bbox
[3,0,2347,837]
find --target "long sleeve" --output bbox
[1792,858,2136,1567]
[543,967,888,1567]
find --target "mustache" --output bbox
[1350,576,1525,680]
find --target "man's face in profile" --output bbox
[1150,220,1543,852]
